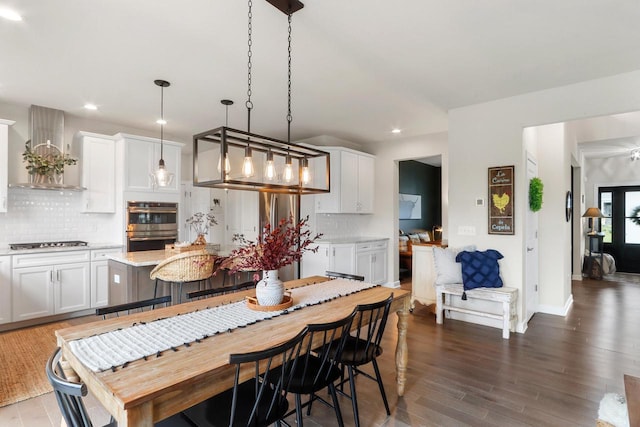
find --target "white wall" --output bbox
[584,156,640,207]
[367,132,448,286]
[446,69,640,326]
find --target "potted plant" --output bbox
[22,142,77,184]
[218,215,321,306]
[186,211,218,245]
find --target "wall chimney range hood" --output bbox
[9,105,85,191]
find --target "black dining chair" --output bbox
[186,280,255,300]
[280,312,357,427]
[336,293,394,427]
[95,295,171,319]
[325,271,365,281]
[46,347,191,427]
[181,328,308,427]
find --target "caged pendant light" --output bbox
[151,79,175,188]
[192,0,330,194]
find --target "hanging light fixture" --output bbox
[151,79,174,188]
[631,148,640,161]
[192,0,330,194]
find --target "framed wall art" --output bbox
[488,165,514,235]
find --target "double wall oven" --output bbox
[126,202,178,252]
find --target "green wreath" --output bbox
[529,177,543,212]
[631,205,640,226]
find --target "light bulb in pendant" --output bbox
[300,157,310,185]
[264,150,276,181]
[283,153,294,183]
[242,145,254,177]
[217,154,231,175]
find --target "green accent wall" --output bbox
[399,160,441,234]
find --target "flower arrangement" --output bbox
[219,215,321,276]
[186,211,218,236]
[22,142,77,177]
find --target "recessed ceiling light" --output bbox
[84,103,98,110]
[391,128,402,134]
[0,8,22,21]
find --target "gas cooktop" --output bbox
[10,240,88,250]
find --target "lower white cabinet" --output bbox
[301,242,357,278]
[355,240,388,284]
[12,251,91,321]
[0,255,11,324]
[91,248,122,308]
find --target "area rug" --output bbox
[0,321,71,407]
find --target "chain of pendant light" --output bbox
[287,12,293,144]
[246,0,253,133]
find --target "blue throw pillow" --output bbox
[455,250,504,291]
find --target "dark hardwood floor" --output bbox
[301,275,640,426]
[2,275,638,426]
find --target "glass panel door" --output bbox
[599,186,640,273]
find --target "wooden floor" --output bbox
[1,275,639,426]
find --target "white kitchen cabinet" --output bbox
[315,148,375,214]
[301,242,356,277]
[118,133,183,194]
[355,240,388,284]
[12,251,91,321]
[91,248,122,308]
[0,119,15,213]
[79,132,116,213]
[0,255,11,324]
[225,190,259,245]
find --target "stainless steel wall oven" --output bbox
[126,202,178,252]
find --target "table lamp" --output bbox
[582,207,604,235]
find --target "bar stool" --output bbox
[150,250,215,303]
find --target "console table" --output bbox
[584,234,604,280]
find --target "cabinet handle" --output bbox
[332,248,335,257]
[50,270,54,284]
[57,270,61,282]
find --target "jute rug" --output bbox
[0,321,71,407]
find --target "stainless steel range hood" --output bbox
[9,105,85,191]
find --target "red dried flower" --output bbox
[218,215,321,276]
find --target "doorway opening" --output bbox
[398,156,442,282]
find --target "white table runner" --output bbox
[69,279,378,372]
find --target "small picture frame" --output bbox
[488,166,514,235]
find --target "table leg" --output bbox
[395,307,409,396]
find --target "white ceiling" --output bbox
[2,0,640,147]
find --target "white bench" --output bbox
[435,283,518,339]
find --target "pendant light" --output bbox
[192,0,332,194]
[151,79,174,188]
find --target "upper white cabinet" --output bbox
[315,148,375,214]
[78,132,116,213]
[117,133,182,194]
[0,119,16,213]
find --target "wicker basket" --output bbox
[165,243,206,255]
[150,250,215,282]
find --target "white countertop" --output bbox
[108,246,234,267]
[0,242,123,256]
[315,236,388,244]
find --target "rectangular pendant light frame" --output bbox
[193,126,330,194]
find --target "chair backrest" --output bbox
[325,271,365,281]
[96,295,171,319]
[350,293,394,363]
[46,348,92,427]
[186,281,255,300]
[299,311,357,389]
[149,250,215,282]
[227,328,308,426]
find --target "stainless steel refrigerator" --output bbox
[258,192,300,281]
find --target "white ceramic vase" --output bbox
[255,269,284,306]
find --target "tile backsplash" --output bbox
[0,188,119,247]
[315,213,366,239]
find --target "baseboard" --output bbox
[537,293,574,317]
[384,280,401,288]
[572,274,583,281]
[516,321,528,334]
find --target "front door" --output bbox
[598,186,640,273]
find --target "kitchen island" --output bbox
[107,247,233,305]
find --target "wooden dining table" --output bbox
[55,276,411,427]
